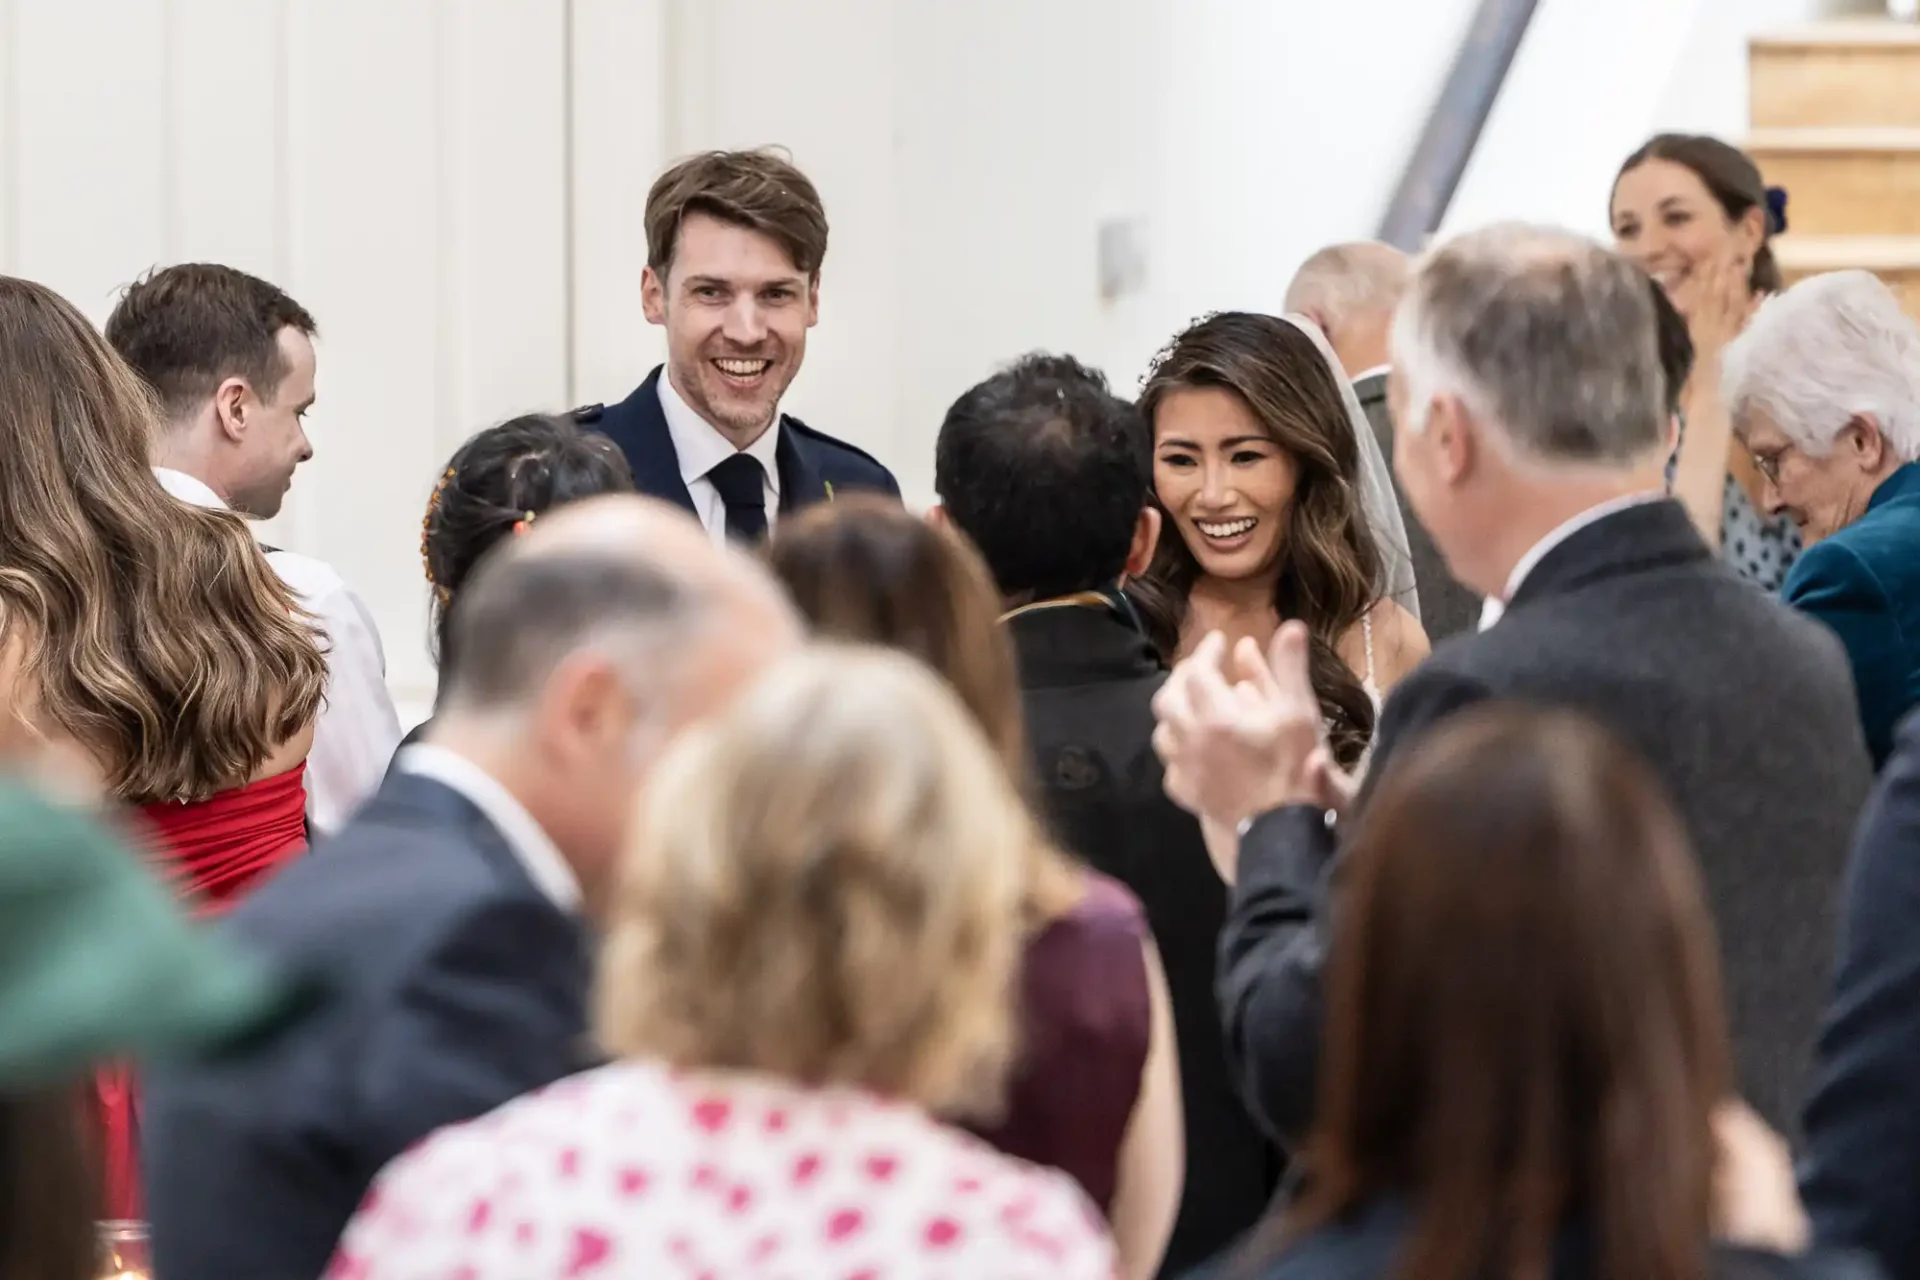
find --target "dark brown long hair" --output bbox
[0,1088,97,1280]
[1614,134,1782,295]
[1268,706,1727,1280]
[766,496,1080,918]
[1131,312,1380,767]
[0,276,325,804]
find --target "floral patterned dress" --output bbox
[326,1060,1116,1279]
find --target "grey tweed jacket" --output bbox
[1220,498,1871,1145]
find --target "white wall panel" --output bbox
[437,0,569,458]
[11,0,166,316]
[569,0,670,409]
[166,0,283,275]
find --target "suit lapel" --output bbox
[617,368,698,517]
[775,419,830,515]
[369,772,547,903]
[1507,499,1711,614]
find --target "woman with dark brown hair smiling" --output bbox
[1612,134,1800,591]
[1223,706,1871,1280]
[1133,312,1427,772]
[769,495,1184,1280]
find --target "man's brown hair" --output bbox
[644,148,829,280]
[105,263,317,423]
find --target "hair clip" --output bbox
[512,510,537,535]
[1764,185,1789,236]
[420,464,458,585]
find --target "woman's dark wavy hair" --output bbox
[422,413,635,666]
[1614,134,1782,296]
[1130,312,1380,767]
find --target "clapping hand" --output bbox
[1152,623,1350,881]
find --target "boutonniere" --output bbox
[824,481,835,502]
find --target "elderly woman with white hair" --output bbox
[1722,269,1920,767]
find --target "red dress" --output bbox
[95,763,309,1220]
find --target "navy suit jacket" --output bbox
[582,365,900,519]
[143,770,594,1280]
[1803,708,1920,1279]
[1783,462,1920,768]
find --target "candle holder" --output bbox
[96,1219,150,1280]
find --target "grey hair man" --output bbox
[1154,223,1868,1145]
[1723,269,1920,767]
[144,496,802,1280]
[1287,240,1477,638]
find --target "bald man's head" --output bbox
[428,495,802,916]
[439,494,799,716]
[1285,242,1410,378]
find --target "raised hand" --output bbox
[1152,623,1329,839]
[1685,248,1756,372]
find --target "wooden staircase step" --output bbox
[1752,22,1920,129]
[1772,235,1920,323]
[1746,128,1920,237]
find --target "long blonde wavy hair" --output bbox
[0,276,326,804]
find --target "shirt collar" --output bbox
[394,744,582,913]
[1479,490,1666,631]
[656,369,784,498]
[153,467,226,510]
[1350,363,1392,386]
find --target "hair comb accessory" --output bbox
[1140,310,1224,391]
[512,510,537,536]
[419,464,457,585]
[1764,186,1789,236]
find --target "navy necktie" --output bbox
[707,453,769,544]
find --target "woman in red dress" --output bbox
[0,276,328,1218]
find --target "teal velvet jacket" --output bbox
[1783,461,1920,768]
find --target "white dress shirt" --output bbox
[657,369,783,547]
[154,467,403,832]
[1478,491,1667,631]
[394,743,581,912]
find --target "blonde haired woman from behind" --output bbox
[329,647,1116,1278]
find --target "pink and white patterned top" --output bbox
[326,1060,1117,1279]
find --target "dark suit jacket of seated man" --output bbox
[1782,460,1920,769]
[141,752,595,1279]
[582,364,899,531]
[1220,498,1871,1148]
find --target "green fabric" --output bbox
[0,777,294,1085]
[1782,462,1920,769]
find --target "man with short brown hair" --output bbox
[108,263,401,834]
[584,149,898,545]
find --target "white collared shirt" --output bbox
[395,744,582,912]
[1350,362,1392,386]
[657,370,783,547]
[154,467,403,832]
[1479,491,1667,631]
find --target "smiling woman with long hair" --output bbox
[0,275,326,1218]
[1131,312,1427,769]
[1228,707,1863,1280]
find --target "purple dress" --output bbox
[967,872,1153,1214]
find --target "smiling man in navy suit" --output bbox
[582,149,899,543]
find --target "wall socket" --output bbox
[1097,216,1149,302]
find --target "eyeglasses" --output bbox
[1750,443,1797,486]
